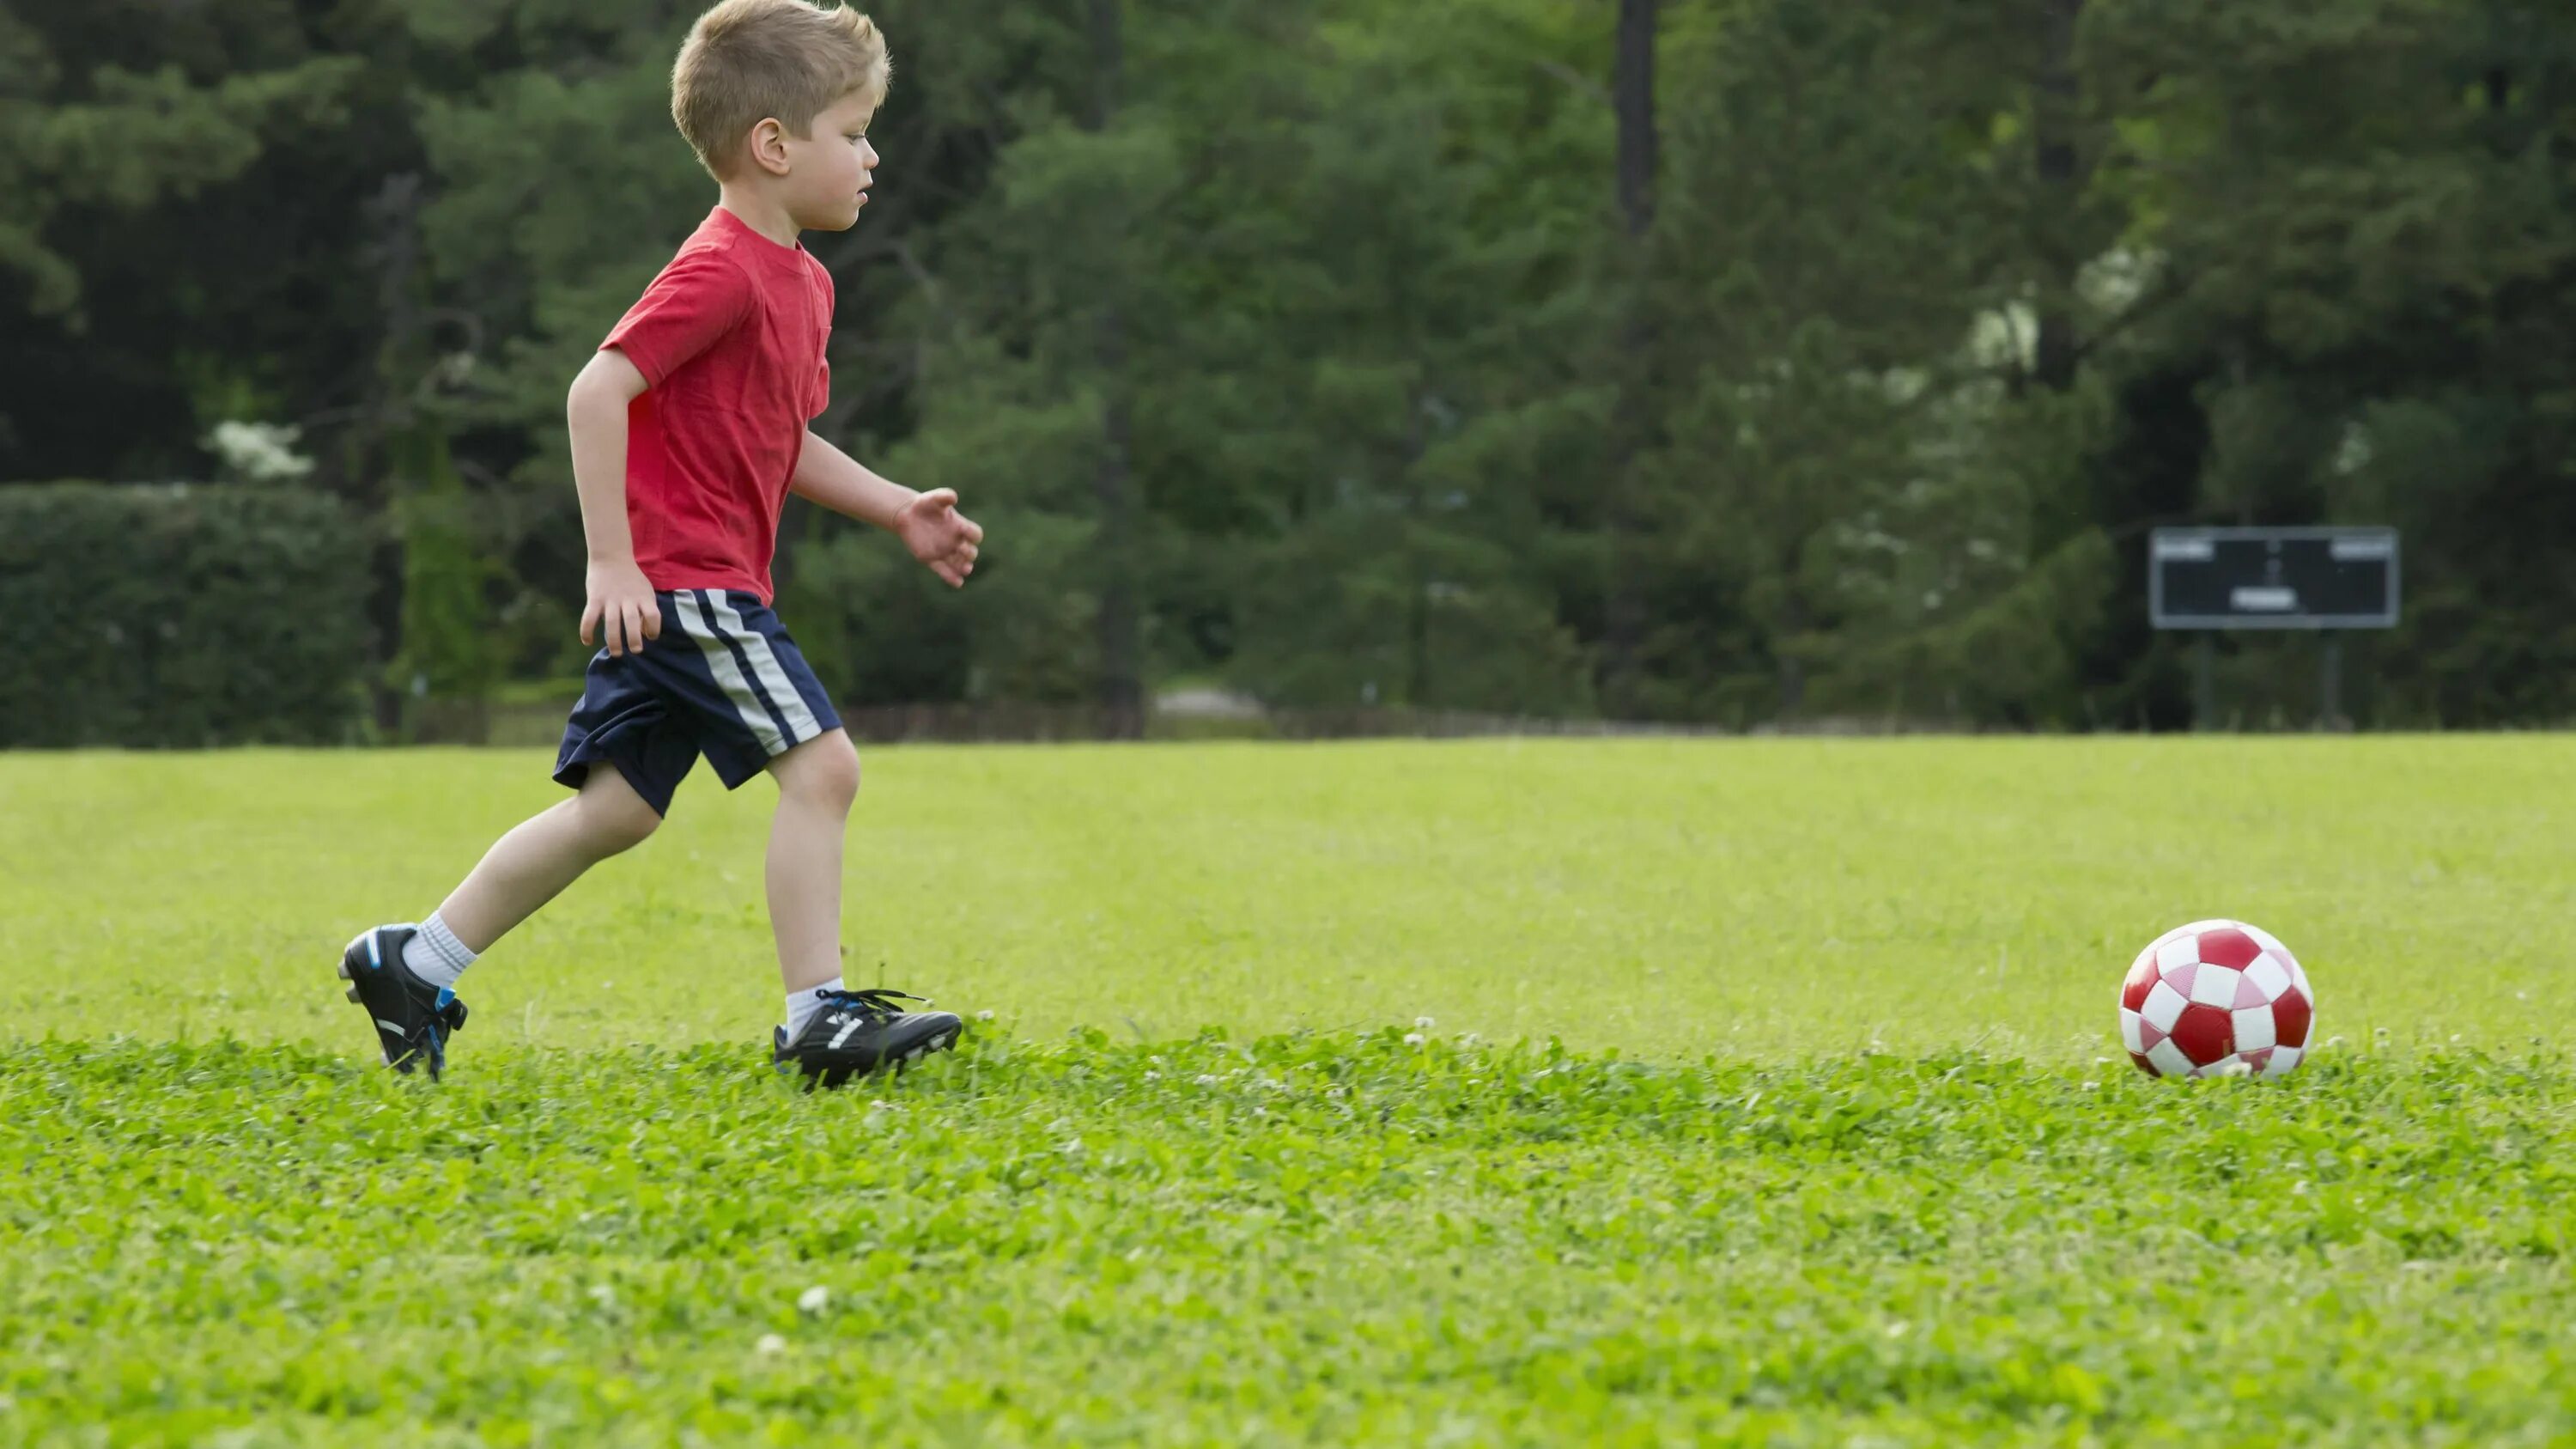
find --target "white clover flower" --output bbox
[798,1286,829,1314]
[1415,1016,1436,1030]
[976,1010,996,1022]
[1143,1069,1161,1081]
[586,1285,616,1307]
[1403,1033,1425,1047]
[1194,1074,1219,1087]
[756,1334,788,1355]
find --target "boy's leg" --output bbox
[762,728,960,1084]
[434,764,664,953]
[764,729,861,995]
[337,766,665,1079]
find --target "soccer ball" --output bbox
[2119,920,2315,1079]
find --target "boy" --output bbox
[337,0,979,1087]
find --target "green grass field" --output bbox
[3,739,2572,1445]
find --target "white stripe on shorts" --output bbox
[671,590,788,755]
[706,591,825,746]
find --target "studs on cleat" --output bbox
[344,987,362,1003]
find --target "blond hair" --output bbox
[671,0,891,178]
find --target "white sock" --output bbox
[402,911,479,990]
[785,977,845,1039]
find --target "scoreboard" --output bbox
[2149,527,2399,631]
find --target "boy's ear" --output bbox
[745,117,793,177]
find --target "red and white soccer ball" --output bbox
[2119,920,2316,1079]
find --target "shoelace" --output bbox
[815,987,927,1022]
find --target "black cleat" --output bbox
[773,988,962,1090]
[337,925,468,1081]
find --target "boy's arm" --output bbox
[568,349,658,654]
[790,430,983,588]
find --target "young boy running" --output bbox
[338,0,978,1087]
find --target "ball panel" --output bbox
[2188,965,2244,1009]
[2243,955,2292,1002]
[2274,989,2313,1050]
[2145,1038,2196,1077]
[2232,1005,2277,1054]
[2129,1050,2160,1077]
[2162,959,2200,998]
[2155,936,2201,975]
[2264,1044,2305,1076]
[2118,1008,2147,1056]
[2196,927,2263,971]
[2141,979,2190,1033]
[2168,1002,2233,1064]
[2122,951,2159,1010]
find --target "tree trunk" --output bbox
[362,173,427,738]
[2032,0,2083,393]
[1602,0,1659,716]
[1087,0,1144,738]
[1777,585,1807,717]
[1403,395,1431,708]
[1614,0,1659,238]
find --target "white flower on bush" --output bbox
[798,1286,829,1314]
[205,420,315,483]
[1403,1033,1426,1047]
[756,1334,788,1355]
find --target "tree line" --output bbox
[4,0,2573,732]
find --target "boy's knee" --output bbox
[780,732,860,813]
[574,776,662,855]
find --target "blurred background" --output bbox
[3,0,2572,746]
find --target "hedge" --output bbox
[0,483,372,747]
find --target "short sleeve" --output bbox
[601,248,754,387]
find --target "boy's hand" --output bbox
[581,557,662,656]
[895,489,984,588]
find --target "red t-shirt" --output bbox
[600,206,833,603]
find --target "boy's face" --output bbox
[780,90,881,233]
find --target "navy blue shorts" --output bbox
[553,588,843,816]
